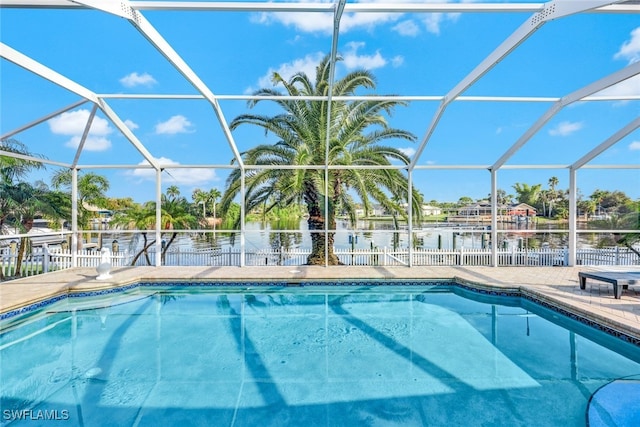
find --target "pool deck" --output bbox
[1,265,640,342]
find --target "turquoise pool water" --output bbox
[1,283,639,426]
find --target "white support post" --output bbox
[240,171,246,267]
[408,169,413,267]
[568,168,578,266]
[42,244,49,273]
[490,169,498,267]
[155,169,162,267]
[71,168,78,268]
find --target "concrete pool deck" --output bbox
[1,265,639,342]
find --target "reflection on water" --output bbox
[99,219,596,254]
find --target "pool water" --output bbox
[1,284,639,426]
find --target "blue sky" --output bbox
[1,1,639,204]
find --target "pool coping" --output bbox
[1,266,639,346]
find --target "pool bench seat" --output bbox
[579,271,640,299]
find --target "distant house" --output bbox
[457,202,537,218]
[457,203,494,217]
[354,206,382,218]
[421,205,442,216]
[449,202,537,223]
[508,203,537,217]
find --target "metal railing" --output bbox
[1,242,638,281]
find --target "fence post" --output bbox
[615,246,620,265]
[43,244,50,273]
[459,247,464,266]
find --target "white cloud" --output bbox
[399,147,416,157]
[119,72,157,88]
[629,141,640,151]
[48,109,112,136]
[342,42,386,70]
[250,11,332,33]
[124,119,139,130]
[392,20,420,37]
[48,109,113,151]
[127,157,217,185]
[391,55,404,68]
[422,13,460,35]
[549,121,583,137]
[255,52,325,89]
[250,1,464,36]
[64,136,111,151]
[154,115,194,135]
[252,46,393,92]
[252,9,399,34]
[614,27,640,64]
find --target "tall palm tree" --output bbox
[207,188,221,227]
[4,182,56,276]
[51,169,109,247]
[192,187,222,227]
[0,139,46,230]
[0,140,49,279]
[51,170,109,222]
[547,176,559,218]
[219,54,422,265]
[112,188,198,265]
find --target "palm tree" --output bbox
[112,188,198,265]
[0,140,49,279]
[192,188,208,220]
[513,183,542,208]
[51,170,109,217]
[547,176,559,218]
[111,202,154,265]
[614,206,640,259]
[193,187,222,228]
[0,139,46,184]
[219,54,422,265]
[51,169,109,248]
[4,182,56,276]
[208,188,221,229]
[0,139,46,230]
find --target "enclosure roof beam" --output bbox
[71,104,99,168]
[0,42,160,170]
[2,1,638,14]
[571,116,640,170]
[0,150,71,168]
[0,42,98,103]
[408,0,627,172]
[491,60,640,170]
[68,0,245,169]
[94,94,640,102]
[0,99,88,141]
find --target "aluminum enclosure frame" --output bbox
[1,1,639,267]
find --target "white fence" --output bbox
[1,244,638,281]
[0,245,130,279]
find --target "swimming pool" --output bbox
[1,282,639,426]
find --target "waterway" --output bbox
[100,218,606,255]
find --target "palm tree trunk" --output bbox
[161,232,179,264]
[15,236,27,277]
[306,207,340,265]
[130,233,155,266]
